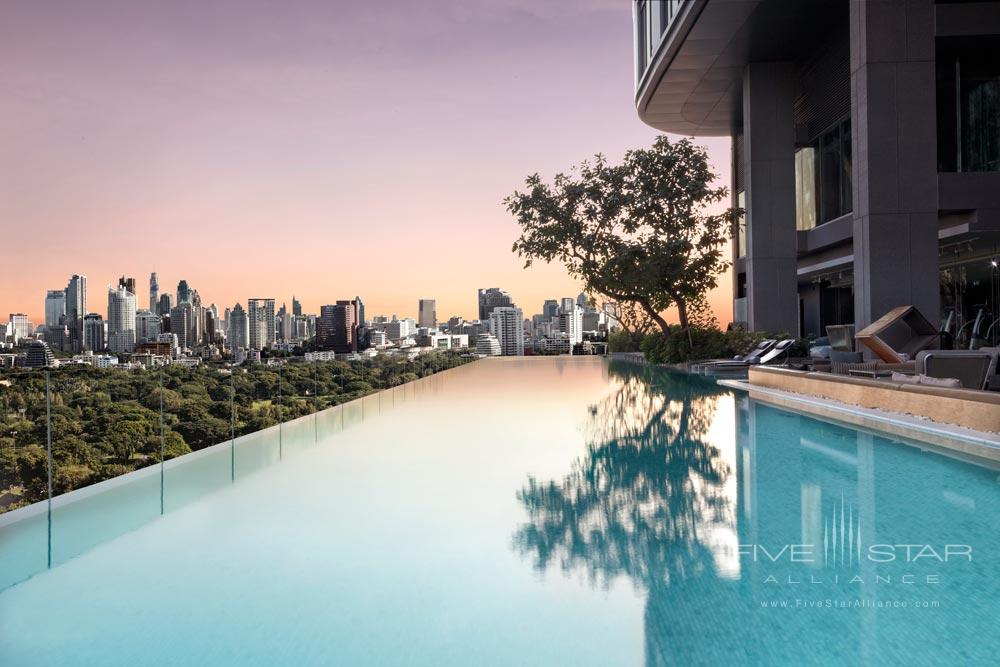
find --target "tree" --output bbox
[505,136,738,333]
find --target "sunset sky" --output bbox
[1,0,730,325]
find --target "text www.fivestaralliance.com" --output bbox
[760,599,941,609]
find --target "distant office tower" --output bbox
[489,306,524,356]
[118,275,136,295]
[576,292,588,309]
[45,290,67,327]
[542,299,560,321]
[560,297,575,314]
[559,302,583,345]
[107,286,137,353]
[316,301,356,352]
[65,274,87,351]
[228,303,249,349]
[418,299,437,328]
[169,305,189,350]
[149,273,159,312]
[158,293,173,317]
[292,296,302,318]
[84,313,105,351]
[478,288,513,320]
[135,310,161,343]
[385,316,414,341]
[475,332,501,356]
[205,310,216,344]
[24,341,56,368]
[354,296,368,349]
[176,280,191,304]
[247,298,275,350]
[7,314,32,342]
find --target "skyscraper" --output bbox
[292,296,302,317]
[228,303,249,349]
[84,313,105,352]
[489,306,524,356]
[118,276,137,294]
[542,299,560,321]
[149,272,159,312]
[168,305,189,350]
[65,274,87,351]
[317,302,357,352]
[177,280,191,305]
[418,299,437,328]
[247,298,275,350]
[478,288,513,320]
[107,285,137,354]
[158,293,173,317]
[135,310,162,343]
[45,290,67,328]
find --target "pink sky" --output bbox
[1,0,731,325]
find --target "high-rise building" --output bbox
[247,298,275,350]
[45,290,67,328]
[316,301,357,352]
[158,292,173,317]
[292,296,302,318]
[149,272,159,312]
[177,280,191,305]
[228,303,249,349]
[559,301,583,345]
[168,305,189,350]
[7,314,32,342]
[24,341,56,368]
[107,286,137,354]
[65,274,87,351]
[135,310,161,343]
[478,288,513,320]
[475,332,501,357]
[542,299,560,321]
[489,306,524,356]
[84,313,105,352]
[118,276,136,295]
[418,299,437,328]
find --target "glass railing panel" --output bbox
[234,425,279,479]
[342,398,363,431]
[0,503,48,591]
[49,368,161,567]
[281,413,315,457]
[162,438,234,513]
[316,403,344,440]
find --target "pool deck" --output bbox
[719,375,1000,466]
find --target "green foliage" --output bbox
[0,351,472,512]
[506,136,739,333]
[639,327,809,364]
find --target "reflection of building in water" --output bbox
[516,361,1000,665]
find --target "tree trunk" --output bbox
[639,300,671,336]
[675,299,689,330]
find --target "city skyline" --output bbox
[1,0,732,328]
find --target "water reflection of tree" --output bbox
[514,362,738,663]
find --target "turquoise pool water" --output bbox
[1,358,999,665]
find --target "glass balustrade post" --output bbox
[230,366,235,482]
[159,366,165,515]
[45,370,53,569]
[278,361,283,460]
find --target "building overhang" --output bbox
[635,0,847,136]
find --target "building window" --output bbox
[636,2,647,81]
[795,147,817,231]
[937,37,1000,172]
[796,118,852,228]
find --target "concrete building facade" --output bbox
[634,0,1000,343]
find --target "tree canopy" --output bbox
[505,136,738,333]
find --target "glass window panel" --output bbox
[840,120,853,215]
[795,147,817,231]
[819,130,842,223]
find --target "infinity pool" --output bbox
[2,358,999,665]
